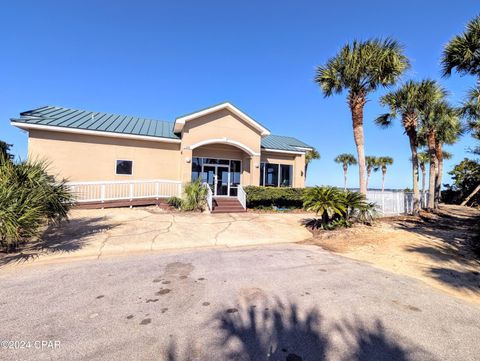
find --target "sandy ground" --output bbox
[303,205,480,305]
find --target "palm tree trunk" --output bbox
[343,165,348,190]
[305,163,309,180]
[408,135,421,214]
[349,92,367,195]
[420,164,426,207]
[404,114,420,215]
[366,168,371,190]
[435,144,443,209]
[427,132,437,210]
[382,168,386,192]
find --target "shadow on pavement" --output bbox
[0,217,116,268]
[166,299,427,361]
[428,267,480,292]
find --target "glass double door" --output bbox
[202,165,229,196]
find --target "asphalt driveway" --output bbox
[1,243,479,361]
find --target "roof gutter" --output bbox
[262,148,306,155]
[11,121,182,144]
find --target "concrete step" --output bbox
[212,208,246,213]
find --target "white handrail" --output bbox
[66,179,182,203]
[237,185,246,210]
[203,182,213,211]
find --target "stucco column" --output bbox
[294,153,306,188]
[180,148,193,184]
[250,155,261,186]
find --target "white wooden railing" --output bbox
[203,182,213,211]
[237,185,247,210]
[67,179,182,203]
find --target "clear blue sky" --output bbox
[1,0,478,189]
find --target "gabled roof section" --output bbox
[261,134,313,153]
[174,102,271,136]
[11,106,180,143]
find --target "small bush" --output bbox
[166,196,182,209]
[244,186,305,208]
[181,179,207,211]
[0,156,74,251]
[301,186,376,230]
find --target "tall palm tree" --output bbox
[461,87,480,139]
[376,80,444,214]
[419,96,452,210]
[334,153,357,190]
[377,156,394,192]
[305,148,320,179]
[365,156,379,190]
[433,117,461,207]
[315,38,409,194]
[417,151,429,204]
[442,15,480,146]
[419,103,461,208]
[442,15,480,78]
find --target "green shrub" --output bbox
[301,186,376,230]
[0,156,74,251]
[181,179,207,211]
[166,196,182,209]
[244,186,305,208]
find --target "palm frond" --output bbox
[442,15,480,77]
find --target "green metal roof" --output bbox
[11,106,179,140]
[261,134,313,152]
[12,105,312,152]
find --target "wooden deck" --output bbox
[74,198,170,209]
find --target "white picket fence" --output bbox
[366,190,429,216]
[67,179,182,203]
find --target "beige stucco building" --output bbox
[11,103,312,201]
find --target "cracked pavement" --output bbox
[0,208,313,269]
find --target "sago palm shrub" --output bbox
[181,179,208,211]
[0,156,74,251]
[301,186,375,230]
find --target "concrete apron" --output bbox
[1,208,313,269]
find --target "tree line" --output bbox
[313,15,480,214]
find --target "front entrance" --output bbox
[202,164,229,196]
[192,157,241,197]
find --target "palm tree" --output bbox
[419,96,452,210]
[419,103,461,208]
[376,80,444,214]
[442,15,480,146]
[305,148,320,179]
[417,151,429,204]
[315,38,409,194]
[365,156,379,190]
[334,153,357,190]
[442,15,480,78]
[433,119,461,208]
[461,87,480,140]
[377,156,394,192]
[0,141,12,160]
